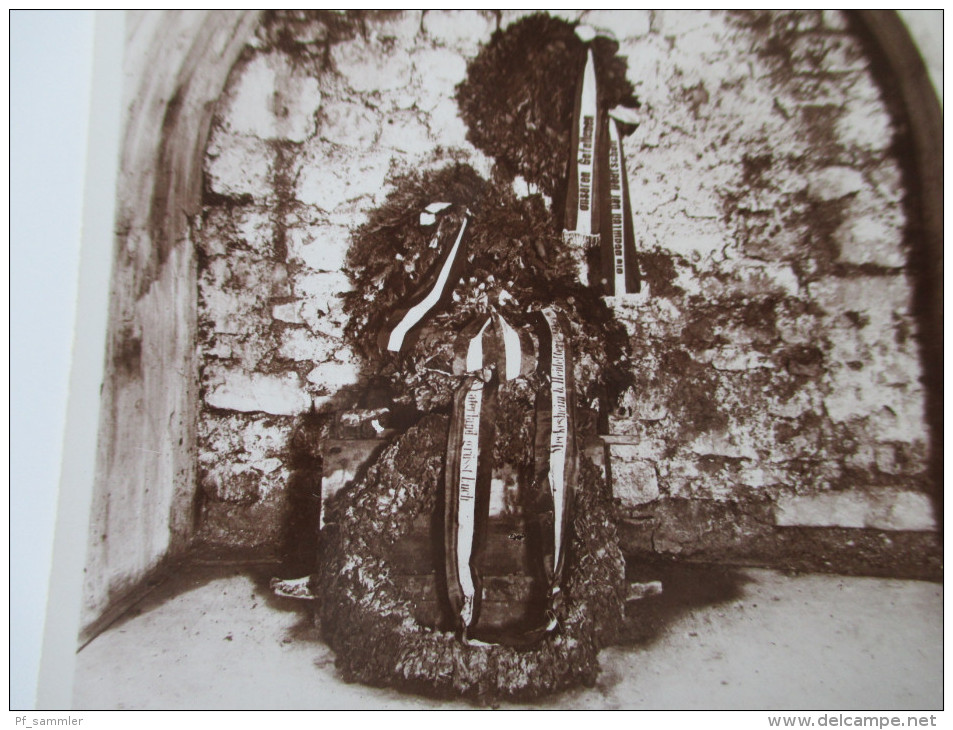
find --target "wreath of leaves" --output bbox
[325,13,638,700]
[342,162,634,428]
[456,13,638,207]
[316,415,627,702]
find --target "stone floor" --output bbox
[72,562,942,710]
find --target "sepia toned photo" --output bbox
[30,9,941,711]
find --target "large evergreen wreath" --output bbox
[318,13,638,700]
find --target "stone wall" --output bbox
[192,11,937,565]
[81,11,261,636]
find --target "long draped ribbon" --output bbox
[384,212,469,353]
[532,308,577,606]
[562,49,601,288]
[601,117,640,295]
[445,322,500,636]
[564,49,599,236]
[443,308,577,641]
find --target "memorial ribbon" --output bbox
[563,49,600,287]
[452,311,536,381]
[445,319,500,637]
[532,308,577,614]
[601,116,641,295]
[385,211,469,353]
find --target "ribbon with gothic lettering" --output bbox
[444,317,501,642]
[381,207,470,354]
[445,312,536,642]
[563,48,600,287]
[531,307,577,622]
[599,114,640,295]
[443,306,577,643]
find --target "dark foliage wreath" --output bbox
[314,415,628,701]
[316,13,638,700]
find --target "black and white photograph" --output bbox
[15,9,943,714]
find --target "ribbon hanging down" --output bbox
[451,312,537,381]
[383,209,470,354]
[532,308,577,606]
[444,322,500,638]
[599,116,641,295]
[444,312,537,641]
[562,48,601,287]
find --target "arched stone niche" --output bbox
[82,9,941,640]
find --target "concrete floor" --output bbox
[73,563,942,710]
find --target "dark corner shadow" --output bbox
[616,557,752,648]
[80,561,319,651]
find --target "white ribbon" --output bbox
[456,379,483,628]
[386,214,468,352]
[606,119,628,296]
[543,309,569,563]
[573,50,598,236]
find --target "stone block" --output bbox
[833,192,906,267]
[866,395,928,443]
[696,347,775,372]
[279,327,339,362]
[690,429,758,460]
[820,9,849,30]
[239,418,289,461]
[331,39,414,93]
[294,271,351,336]
[422,10,494,55]
[233,209,275,257]
[834,217,905,268]
[665,231,725,259]
[199,285,259,335]
[205,133,274,201]
[809,275,912,325]
[707,262,801,299]
[221,51,322,142]
[294,269,352,300]
[378,111,434,156]
[296,150,390,211]
[613,386,669,422]
[836,98,893,154]
[412,47,469,94]
[582,10,651,38]
[608,444,660,506]
[306,358,361,392]
[652,9,713,35]
[774,489,937,531]
[366,10,422,43]
[318,101,380,148]
[287,224,351,272]
[808,166,867,201]
[272,303,303,324]
[205,370,311,416]
[426,98,470,149]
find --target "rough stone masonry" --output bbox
[192,10,935,566]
